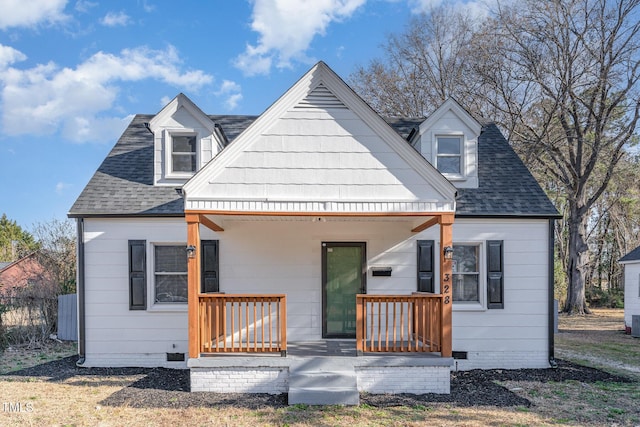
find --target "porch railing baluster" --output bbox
[355,294,443,354]
[197,294,286,355]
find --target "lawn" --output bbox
[0,309,638,426]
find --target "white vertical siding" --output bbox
[83,217,550,369]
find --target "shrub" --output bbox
[587,288,624,309]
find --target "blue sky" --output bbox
[0,0,488,231]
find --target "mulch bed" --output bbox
[1,356,632,409]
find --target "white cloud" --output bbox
[0,0,69,29]
[100,11,131,27]
[75,0,97,13]
[0,45,27,69]
[407,0,442,11]
[408,0,495,18]
[140,0,155,13]
[218,80,241,94]
[55,181,71,194]
[0,44,213,143]
[215,80,243,111]
[224,93,243,110]
[234,0,366,76]
[160,95,172,107]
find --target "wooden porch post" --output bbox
[440,213,454,357]
[186,214,201,359]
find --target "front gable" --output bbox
[183,62,457,214]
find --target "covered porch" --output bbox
[185,211,455,360]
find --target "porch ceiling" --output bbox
[198,212,442,233]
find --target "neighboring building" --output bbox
[619,246,640,334]
[69,62,559,401]
[0,253,51,296]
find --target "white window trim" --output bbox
[164,129,199,179]
[437,241,486,311]
[434,133,465,180]
[148,242,189,311]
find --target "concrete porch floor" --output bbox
[287,340,357,357]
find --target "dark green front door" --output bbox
[322,242,366,338]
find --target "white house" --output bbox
[69,62,559,403]
[619,246,640,335]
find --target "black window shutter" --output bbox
[201,240,219,293]
[487,240,504,309]
[417,240,435,292]
[128,240,146,310]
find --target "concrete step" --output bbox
[288,359,359,405]
[289,356,354,372]
[288,387,359,405]
[289,371,356,389]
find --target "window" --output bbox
[154,245,188,303]
[452,244,480,302]
[171,134,196,173]
[436,136,462,175]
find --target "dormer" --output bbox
[148,93,226,186]
[411,98,481,189]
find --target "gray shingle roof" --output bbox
[69,115,559,218]
[620,245,640,262]
[457,123,558,217]
[68,114,258,217]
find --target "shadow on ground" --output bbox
[1,356,633,409]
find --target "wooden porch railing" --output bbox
[198,294,287,355]
[356,293,443,353]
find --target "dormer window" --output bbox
[417,98,480,188]
[150,93,221,185]
[436,136,462,175]
[170,133,197,174]
[172,134,196,173]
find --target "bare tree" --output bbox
[350,5,479,117]
[586,153,640,294]
[475,0,640,313]
[350,0,640,315]
[31,218,76,295]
